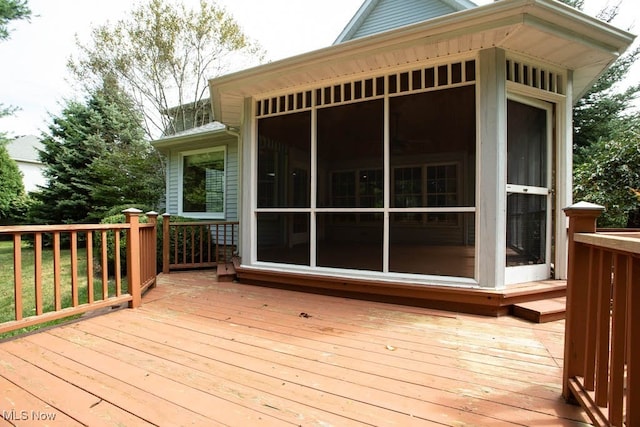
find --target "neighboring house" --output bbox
[162,99,214,136]
[6,135,46,193]
[154,0,635,295]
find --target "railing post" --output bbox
[124,208,143,309]
[162,213,171,274]
[629,256,640,426]
[562,201,604,401]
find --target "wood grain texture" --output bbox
[0,271,589,426]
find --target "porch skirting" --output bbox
[233,259,565,317]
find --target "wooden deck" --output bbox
[0,271,590,426]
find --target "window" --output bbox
[426,164,458,225]
[180,147,225,218]
[392,163,460,225]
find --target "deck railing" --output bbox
[161,214,239,274]
[0,209,157,335]
[563,202,639,426]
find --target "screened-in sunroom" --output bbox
[205,0,633,299]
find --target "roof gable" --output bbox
[335,0,477,43]
[7,135,43,164]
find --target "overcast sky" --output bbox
[0,0,637,138]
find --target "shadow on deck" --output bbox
[0,271,588,426]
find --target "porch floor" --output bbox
[0,271,589,426]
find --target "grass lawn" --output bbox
[0,240,122,339]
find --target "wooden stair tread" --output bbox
[216,262,237,282]
[512,297,566,323]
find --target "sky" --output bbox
[0,0,637,138]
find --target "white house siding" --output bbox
[17,161,46,193]
[349,0,456,41]
[165,135,238,221]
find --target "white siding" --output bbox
[17,161,46,193]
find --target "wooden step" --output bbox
[216,262,236,282]
[511,297,566,323]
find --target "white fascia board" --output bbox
[208,0,634,113]
[151,125,229,151]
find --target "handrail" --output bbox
[563,202,638,426]
[161,214,239,274]
[0,209,157,335]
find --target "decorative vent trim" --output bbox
[506,59,564,95]
[256,60,476,118]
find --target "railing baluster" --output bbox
[199,225,204,265]
[101,230,108,299]
[583,247,599,390]
[215,224,219,262]
[609,254,627,425]
[53,232,62,311]
[232,223,236,257]
[34,232,43,315]
[70,231,79,307]
[190,226,195,265]
[224,223,228,263]
[207,224,212,263]
[595,250,612,406]
[173,226,178,267]
[86,231,94,304]
[115,229,122,297]
[13,233,23,321]
[182,226,187,265]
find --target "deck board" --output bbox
[0,271,590,426]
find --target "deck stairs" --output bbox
[511,297,566,323]
[216,262,237,282]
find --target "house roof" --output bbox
[151,121,228,150]
[209,0,635,128]
[6,135,43,164]
[334,0,477,44]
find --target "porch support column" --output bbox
[241,96,254,265]
[477,47,507,289]
[555,71,573,280]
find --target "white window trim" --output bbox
[178,146,226,219]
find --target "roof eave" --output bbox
[210,0,635,122]
[151,127,231,151]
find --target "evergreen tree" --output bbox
[32,80,164,224]
[0,0,30,41]
[0,135,27,223]
[1,0,31,118]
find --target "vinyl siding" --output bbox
[349,0,457,41]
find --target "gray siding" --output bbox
[350,0,456,41]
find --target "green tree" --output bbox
[68,0,264,138]
[0,135,27,223]
[0,0,30,41]
[32,79,164,224]
[559,0,640,226]
[573,117,640,227]
[1,0,31,118]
